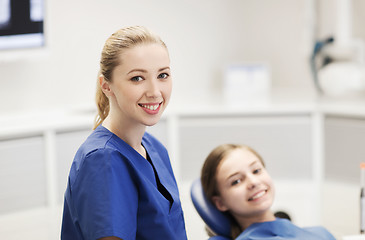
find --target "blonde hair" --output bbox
[94,26,168,129]
[201,144,265,239]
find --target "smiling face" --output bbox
[212,148,275,229]
[102,43,172,128]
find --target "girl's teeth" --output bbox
[250,191,266,200]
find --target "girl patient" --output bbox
[201,143,336,240]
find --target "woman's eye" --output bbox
[131,76,143,82]
[158,73,169,79]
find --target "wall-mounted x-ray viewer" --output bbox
[0,0,11,29]
[0,0,46,61]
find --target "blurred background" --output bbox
[1,0,365,239]
[1,0,364,113]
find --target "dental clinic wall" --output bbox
[1,0,363,114]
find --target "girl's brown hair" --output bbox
[200,143,265,239]
[94,26,168,129]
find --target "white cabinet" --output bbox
[325,115,365,183]
[0,136,46,214]
[323,115,365,236]
[55,129,92,203]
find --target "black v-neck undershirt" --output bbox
[146,153,173,208]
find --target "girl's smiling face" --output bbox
[104,43,172,127]
[212,148,275,227]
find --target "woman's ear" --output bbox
[212,195,229,212]
[99,75,113,97]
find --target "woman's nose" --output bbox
[146,79,161,98]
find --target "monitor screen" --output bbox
[0,0,45,51]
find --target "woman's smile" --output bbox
[139,102,162,114]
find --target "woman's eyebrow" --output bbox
[159,67,170,72]
[127,67,170,75]
[127,69,147,75]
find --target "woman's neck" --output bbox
[102,115,147,158]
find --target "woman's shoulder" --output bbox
[81,125,141,155]
[80,125,114,151]
[71,127,125,172]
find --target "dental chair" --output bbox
[190,178,232,240]
[191,178,293,240]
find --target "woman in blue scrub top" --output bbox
[200,144,336,240]
[61,26,187,240]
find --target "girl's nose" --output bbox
[247,174,259,189]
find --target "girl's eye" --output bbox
[231,179,241,186]
[131,76,143,82]
[158,73,169,79]
[253,168,262,174]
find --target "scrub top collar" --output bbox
[97,125,177,207]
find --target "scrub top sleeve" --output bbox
[71,149,138,240]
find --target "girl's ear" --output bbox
[99,75,114,97]
[212,195,229,212]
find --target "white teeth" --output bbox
[141,104,159,111]
[250,190,266,200]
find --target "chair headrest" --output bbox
[190,178,231,238]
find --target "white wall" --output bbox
[0,0,316,114]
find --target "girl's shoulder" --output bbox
[303,226,337,240]
[237,219,336,240]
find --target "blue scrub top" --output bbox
[236,218,336,240]
[61,125,187,240]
